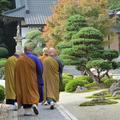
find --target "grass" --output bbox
[80,99,118,106]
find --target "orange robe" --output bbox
[14,55,39,105]
[43,56,59,101]
[40,54,48,62]
[5,56,17,100]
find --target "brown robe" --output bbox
[14,55,39,105]
[43,56,59,102]
[5,56,17,100]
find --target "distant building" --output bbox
[3,0,58,37]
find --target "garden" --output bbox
[44,0,120,106]
[1,0,120,107]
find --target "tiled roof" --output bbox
[3,0,57,25]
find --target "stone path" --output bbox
[59,90,120,120]
[1,104,70,120]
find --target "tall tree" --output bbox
[79,0,114,36]
[42,0,81,45]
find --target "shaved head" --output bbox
[43,47,49,55]
[48,48,57,57]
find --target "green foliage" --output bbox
[25,29,44,48]
[60,27,104,67]
[79,0,114,36]
[0,47,9,58]
[26,30,41,40]
[25,29,44,54]
[57,41,72,50]
[72,38,101,45]
[86,90,112,99]
[86,59,112,70]
[63,73,73,79]
[72,27,103,40]
[108,0,120,9]
[0,85,5,102]
[60,73,73,91]
[102,50,119,61]
[0,0,10,13]
[0,59,7,67]
[111,61,119,69]
[65,15,87,32]
[84,82,98,89]
[65,77,89,92]
[101,77,116,88]
[75,75,93,83]
[32,47,42,56]
[64,31,77,40]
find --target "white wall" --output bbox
[21,27,29,47]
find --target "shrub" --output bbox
[0,47,9,58]
[0,85,5,102]
[60,73,73,91]
[0,59,7,67]
[63,73,73,80]
[75,75,93,83]
[84,82,98,89]
[101,77,116,88]
[65,79,89,92]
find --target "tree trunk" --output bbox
[85,68,100,83]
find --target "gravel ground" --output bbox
[59,90,120,120]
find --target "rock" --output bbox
[75,86,87,93]
[112,90,120,97]
[109,80,120,96]
[92,97,107,103]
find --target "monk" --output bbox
[14,44,43,115]
[40,47,49,62]
[5,50,21,106]
[43,48,63,109]
[40,47,49,104]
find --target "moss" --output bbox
[80,99,118,106]
[86,90,112,99]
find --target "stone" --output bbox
[75,86,87,93]
[112,90,120,97]
[109,80,120,96]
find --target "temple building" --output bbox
[3,0,58,37]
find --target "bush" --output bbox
[101,77,116,88]
[63,73,73,80]
[75,75,93,83]
[65,79,89,92]
[84,82,98,89]
[0,59,7,67]
[60,73,73,91]
[0,85,5,102]
[0,47,9,58]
